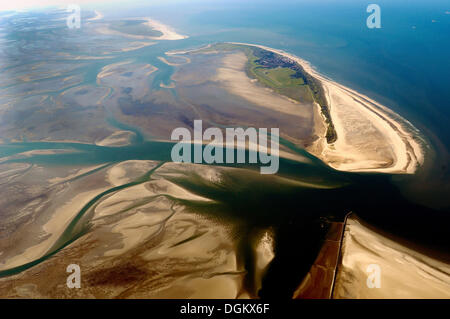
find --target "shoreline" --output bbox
[333,215,450,298]
[227,42,426,174]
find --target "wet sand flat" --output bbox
[333,215,450,299]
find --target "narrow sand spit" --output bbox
[88,10,103,22]
[228,42,426,174]
[160,82,176,89]
[143,18,188,40]
[95,130,134,147]
[96,18,188,41]
[0,188,108,271]
[333,215,450,298]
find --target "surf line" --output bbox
[0,161,166,278]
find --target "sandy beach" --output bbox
[0,162,248,298]
[143,18,188,40]
[228,42,426,174]
[333,215,450,298]
[96,17,188,41]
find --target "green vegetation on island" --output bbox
[208,43,337,144]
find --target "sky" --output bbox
[0,0,114,12]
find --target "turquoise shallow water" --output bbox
[0,1,449,291]
[0,1,448,207]
[90,0,450,208]
[100,0,450,145]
